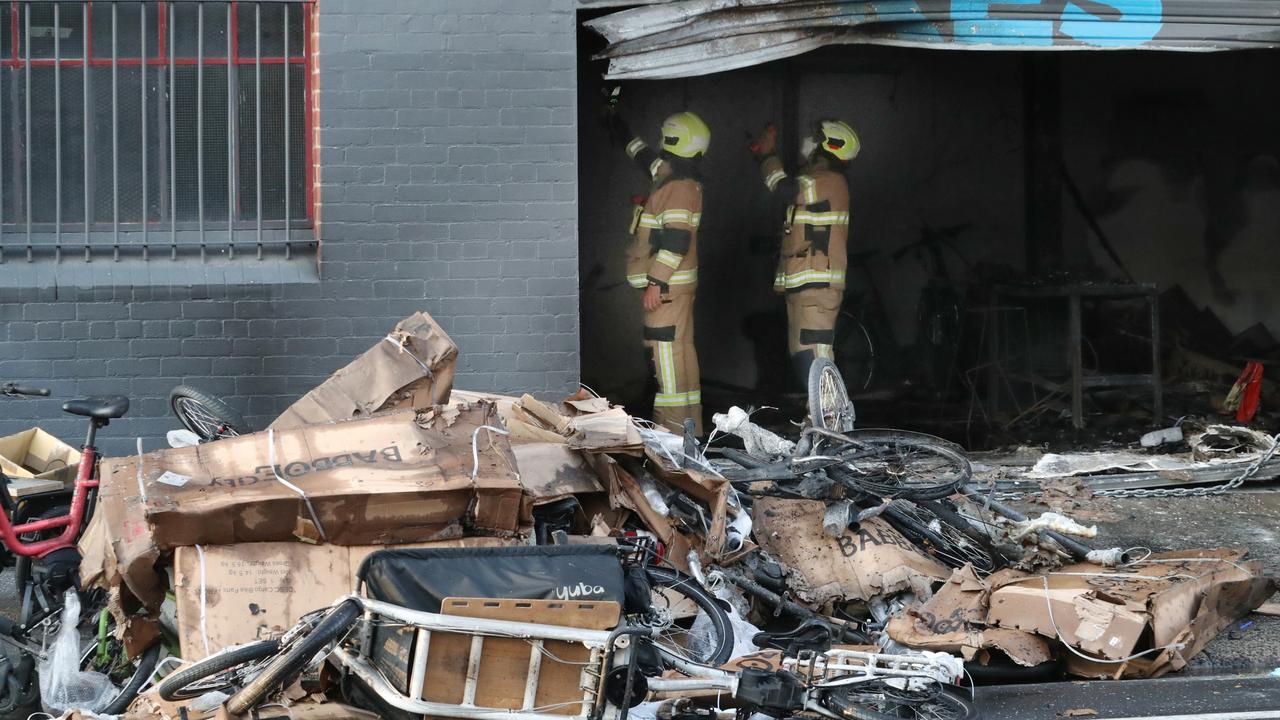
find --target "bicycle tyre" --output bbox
[226,600,361,715]
[882,501,999,573]
[835,312,876,392]
[169,385,248,442]
[825,682,979,720]
[829,429,970,501]
[643,566,733,667]
[808,358,855,433]
[98,643,162,715]
[158,640,281,701]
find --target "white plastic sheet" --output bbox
[712,407,795,459]
[689,580,761,661]
[39,591,119,716]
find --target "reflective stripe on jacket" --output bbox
[625,138,702,295]
[759,155,848,294]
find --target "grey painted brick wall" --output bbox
[0,0,580,456]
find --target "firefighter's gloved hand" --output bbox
[750,123,778,156]
[642,284,663,311]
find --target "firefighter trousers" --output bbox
[786,286,842,385]
[644,290,703,436]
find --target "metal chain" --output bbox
[1095,433,1280,498]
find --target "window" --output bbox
[0,0,313,262]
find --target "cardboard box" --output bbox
[0,427,80,489]
[886,565,1053,667]
[986,548,1277,677]
[271,312,458,430]
[172,538,517,659]
[753,497,950,606]
[82,402,524,610]
[513,442,607,525]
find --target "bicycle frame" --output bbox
[0,445,98,557]
[327,596,963,720]
[335,596,619,720]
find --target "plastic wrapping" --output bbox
[712,407,795,459]
[39,591,120,716]
[688,581,761,661]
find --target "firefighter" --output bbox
[611,110,709,435]
[751,119,859,385]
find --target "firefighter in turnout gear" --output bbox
[752,119,859,385]
[615,111,709,435]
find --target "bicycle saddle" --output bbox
[62,395,130,420]
[752,620,833,656]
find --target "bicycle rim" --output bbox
[174,397,239,440]
[640,566,733,667]
[828,682,977,720]
[832,430,969,500]
[809,359,855,433]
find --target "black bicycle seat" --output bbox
[62,396,130,420]
[752,620,833,656]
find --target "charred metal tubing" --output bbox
[961,486,1095,561]
[723,570,870,645]
[715,447,769,469]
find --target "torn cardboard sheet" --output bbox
[514,395,644,452]
[450,390,565,444]
[753,497,949,606]
[987,548,1277,678]
[83,402,523,610]
[886,565,1052,667]
[582,450,732,571]
[172,538,515,659]
[1019,479,1121,523]
[514,442,607,525]
[270,312,458,430]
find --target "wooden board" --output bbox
[7,477,65,498]
[441,597,620,629]
[420,598,620,718]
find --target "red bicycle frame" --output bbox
[0,446,99,557]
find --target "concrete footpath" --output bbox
[978,675,1280,719]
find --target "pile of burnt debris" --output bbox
[28,312,1277,720]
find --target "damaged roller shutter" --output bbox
[585,0,1280,79]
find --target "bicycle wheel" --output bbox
[828,429,970,501]
[882,501,1000,574]
[78,604,163,715]
[158,640,281,701]
[808,358,856,433]
[835,312,876,391]
[169,386,247,442]
[226,600,361,715]
[825,681,978,720]
[640,566,733,667]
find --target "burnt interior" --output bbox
[577,22,1280,449]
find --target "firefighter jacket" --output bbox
[759,154,848,294]
[624,138,701,297]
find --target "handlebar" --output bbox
[1,384,50,397]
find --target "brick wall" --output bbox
[0,0,580,456]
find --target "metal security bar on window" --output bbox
[0,0,313,263]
